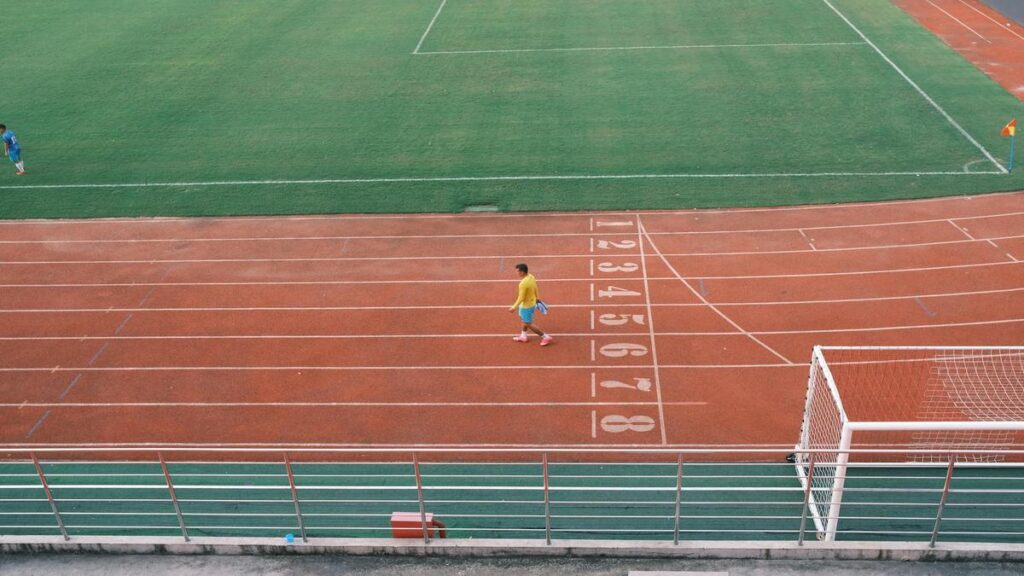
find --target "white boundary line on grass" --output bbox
[415,41,867,55]
[0,170,1005,191]
[413,0,448,54]
[819,0,1007,173]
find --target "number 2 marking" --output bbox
[596,239,637,250]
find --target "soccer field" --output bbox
[0,0,1020,217]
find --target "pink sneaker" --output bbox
[15,171,26,176]
[540,335,554,347]
[512,335,529,343]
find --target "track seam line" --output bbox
[925,0,991,42]
[957,0,1024,40]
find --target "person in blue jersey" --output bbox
[0,125,25,175]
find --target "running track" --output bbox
[0,192,1022,452]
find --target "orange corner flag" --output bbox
[1002,118,1017,137]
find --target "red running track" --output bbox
[0,192,1022,451]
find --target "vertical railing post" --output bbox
[158,452,189,542]
[673,453,683,545]
[284,452,308,543]
[798,453,816,546]
[413,453,430,544]
[929,456,957,548]
[543,453,551,545]
[31,452,69,541]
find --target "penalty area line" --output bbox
[0,170,1005,191]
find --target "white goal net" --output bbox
[793,346,1024,540]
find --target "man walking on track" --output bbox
[0,125,25,175]
[509,263,553,346]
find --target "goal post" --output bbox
[793,345,1024,541]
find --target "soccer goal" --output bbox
[793,345,1024,541]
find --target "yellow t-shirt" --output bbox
[510,274,538,310]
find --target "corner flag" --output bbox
[1003,119,1016,173]
[1002,118,1016,137]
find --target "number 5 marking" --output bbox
[598,313,645,326]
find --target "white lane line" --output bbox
[7,319,1017,341]
[638,217,793,365]
[925,0,991,42]
[0,364,800,372]
[0,170,1004,192]
[415,41,867,55]
[0,191,1018,225]
[3,225,1021,249]
[0,259,1020,288]
[413,0,448,54]
[635,215,667,445]
[4,286,1023,312]
[0,401,709,408]
[2,230,1019,263]
[820,0,1006,173]
[958,0,1024,41]
[11,232,1024,263]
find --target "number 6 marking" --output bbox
[601,415,656,433]
[600,343,648,358]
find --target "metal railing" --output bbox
[1,446,1023,546]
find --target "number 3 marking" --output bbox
[597,262,639,273]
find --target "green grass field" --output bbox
[0,0,1020,217]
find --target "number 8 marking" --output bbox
[600,415,656,433]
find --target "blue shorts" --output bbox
[7,148,20,163]
[518,305,536,324]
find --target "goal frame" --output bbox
[793,345,1024,541]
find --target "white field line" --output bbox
[415,41,867,55]
[0,364,802,372]
[0,401,707,408]
[926,0,991,42]
[413,0,448,54]
[638,216,794,365]
[6,319,1018,341]
[820,0,1007,173]
[959,0,1024,41]
[2,286,1024,312]
[0,190,1018,224]
[0,260,1020,287]
[635,215,667,445]
[3,232,1023,263]
[0,170,1005,192]
[0,210,1021,243]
